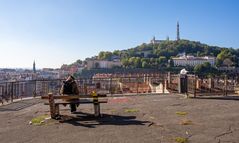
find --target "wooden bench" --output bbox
[41,93,108,119]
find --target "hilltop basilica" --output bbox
[150,22,180,44]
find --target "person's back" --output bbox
[62,81,72,94]
[60,79,79,95]
[60,75,79,112]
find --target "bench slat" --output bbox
[41,94,107,100]
[44,99,108,105]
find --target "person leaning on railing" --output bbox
[60,75,80,113]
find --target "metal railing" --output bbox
[0,79,64,104]
[0,74,167,104]
[2,73,237,104]
[186,75,239,97]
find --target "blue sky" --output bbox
[0,0,238,68]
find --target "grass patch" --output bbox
[30,115,49,126]
[175,137,188,143]
[176,112,188,116]
[149,116,155,119]
[111,109,116,112]
[124,109,139,113]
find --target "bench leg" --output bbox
[94,103,100,117]
[49,93,56,119]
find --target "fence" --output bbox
[165,73,239,97]
[186,75,239,97]
[2,73,237,104]
[166,73,179,93]
[0,74,167,104]
[0,79,64,104]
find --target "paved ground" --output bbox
[0,94,239,143]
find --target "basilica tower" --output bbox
[177,21,180,41]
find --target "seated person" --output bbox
[60,75,79,112]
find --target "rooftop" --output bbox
[173,55,215,60]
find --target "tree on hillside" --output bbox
[128,57,141,68]
[216,49,233,67]
[223,58,233,67]
[113,50,121,56]
[76,59,82,65]
[98,51,113,60]
[194,62,217,75]
[121,58,130,68]
[72,39,239,71]
[217,49,232,60]
[168,58,174,67]
[142,61,150,68]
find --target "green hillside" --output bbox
[98,39,239,68]
[65,39,239,77]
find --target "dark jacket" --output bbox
[60,80,80,95]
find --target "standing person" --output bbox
[60,75,80,112]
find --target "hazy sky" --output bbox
[0,0,238,68]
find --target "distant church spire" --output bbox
[177,21,180,41]
[153,36,155,41]
[33,60,36,73]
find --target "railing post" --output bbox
[34,80,37,98]
[84,79,87,95]
[165,76,168,91]
[186,76,188,98]
[5,82,8,103]
[0,86,3,104]
[224,75,228,96]
[109,77,112,95]
[162,77,165,94]
[10,82,14,103]
[194,75,197,98]
[136,77,139,94]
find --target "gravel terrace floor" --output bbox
[0,94,239,143]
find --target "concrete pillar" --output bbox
[167,72,171,84]
[178,74,188,94]
[196,79,201,89]
[208,77,214,89]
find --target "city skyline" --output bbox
[0,0,239,68]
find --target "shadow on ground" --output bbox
[193,95,239,101]
[59,112,149,128]
[0,99,42,111]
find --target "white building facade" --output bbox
[172,56,216,67]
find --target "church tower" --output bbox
[177,21,180,41]
[150,36,156,44]
[33,60,36,73]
